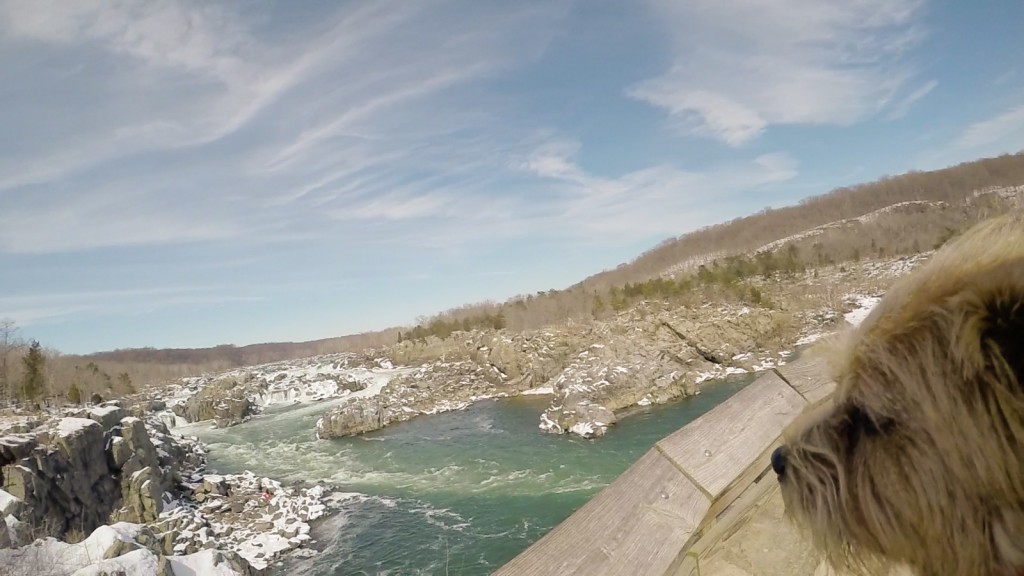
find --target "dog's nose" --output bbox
[771,446,787,477]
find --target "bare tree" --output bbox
[1,317,25,403]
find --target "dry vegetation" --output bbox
[3,152,1023,401]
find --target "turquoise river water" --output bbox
[188,375,753,575]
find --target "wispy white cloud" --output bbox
[956,104,1024,150]
[0,178,243,253]
[1,306,98,327]
[0,0,319,188]
[628,0,931,146]
[0,0,572,254]
[514,141,799,239]
[331,193,456,221]
[993,68,1018,87]
[0,286,268,327]
[912,103,1024,169]
[886,80,939,119]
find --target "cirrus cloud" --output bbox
[628,0,932,146]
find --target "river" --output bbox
[185,375,754,575]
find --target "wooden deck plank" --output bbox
[655,372,807,498]
[494,449,710,576]
[701,436,779,524]
[777,355,836,405]
[674,469,782,576]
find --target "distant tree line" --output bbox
[398,311,506,343]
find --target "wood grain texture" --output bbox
[777,356,836,405]
[494,449,710,576]
[656,371,807,498]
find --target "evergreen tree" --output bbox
[20,340,45,401]
[67,382,83,405]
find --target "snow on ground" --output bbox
[87,405,121,420]
[0,522,144,576]
[165,549,241,576]
[55,417,99,437]
[520,386,554,396]
[0,489,21,517]
[844,295,882,327]
[344,367,416,402]
[0,534,252,576]
[72,548,160,576]
[794,332,826,346]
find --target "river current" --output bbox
[185,375,753,575]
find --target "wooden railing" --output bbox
[494,354,836,576]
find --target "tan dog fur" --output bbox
[776,211,1024,576]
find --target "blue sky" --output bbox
[1,0,1023,354]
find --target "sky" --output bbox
[1,0,1023,354]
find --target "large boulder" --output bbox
[89,406,127,431]
[117,466,164,524]
[120,418,160,470]
[0,434,38,465]
[214,397,254,429]
[316,397,388,439]
[172,378,257,428]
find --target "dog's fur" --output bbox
[776,211,1024,576]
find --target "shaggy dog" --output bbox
[772,211,1024,576]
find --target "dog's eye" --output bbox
[847,405,883,437]
[841,404,895,454]
[984,296,1024,383]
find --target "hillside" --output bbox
[10,152,1024,393]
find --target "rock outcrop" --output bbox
[2,418,122,536]
[316,360,524,439]
[0,412,209,544]
[539,305,791,438]
[171,377,258,428]
[88,405,126,431]
[0,410,333,570]
[316,397,387,439]
[318,302,798,439]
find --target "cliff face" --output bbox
[3,418,120,536]
[0,406,203,542]
[1,402,339,574]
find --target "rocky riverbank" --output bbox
[314,255,925,439]
[155,255,928,442]
[0,404,340,575]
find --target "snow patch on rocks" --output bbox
[55,417,100,438]
[156,470,335,571]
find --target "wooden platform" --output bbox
[495,355,835,576]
